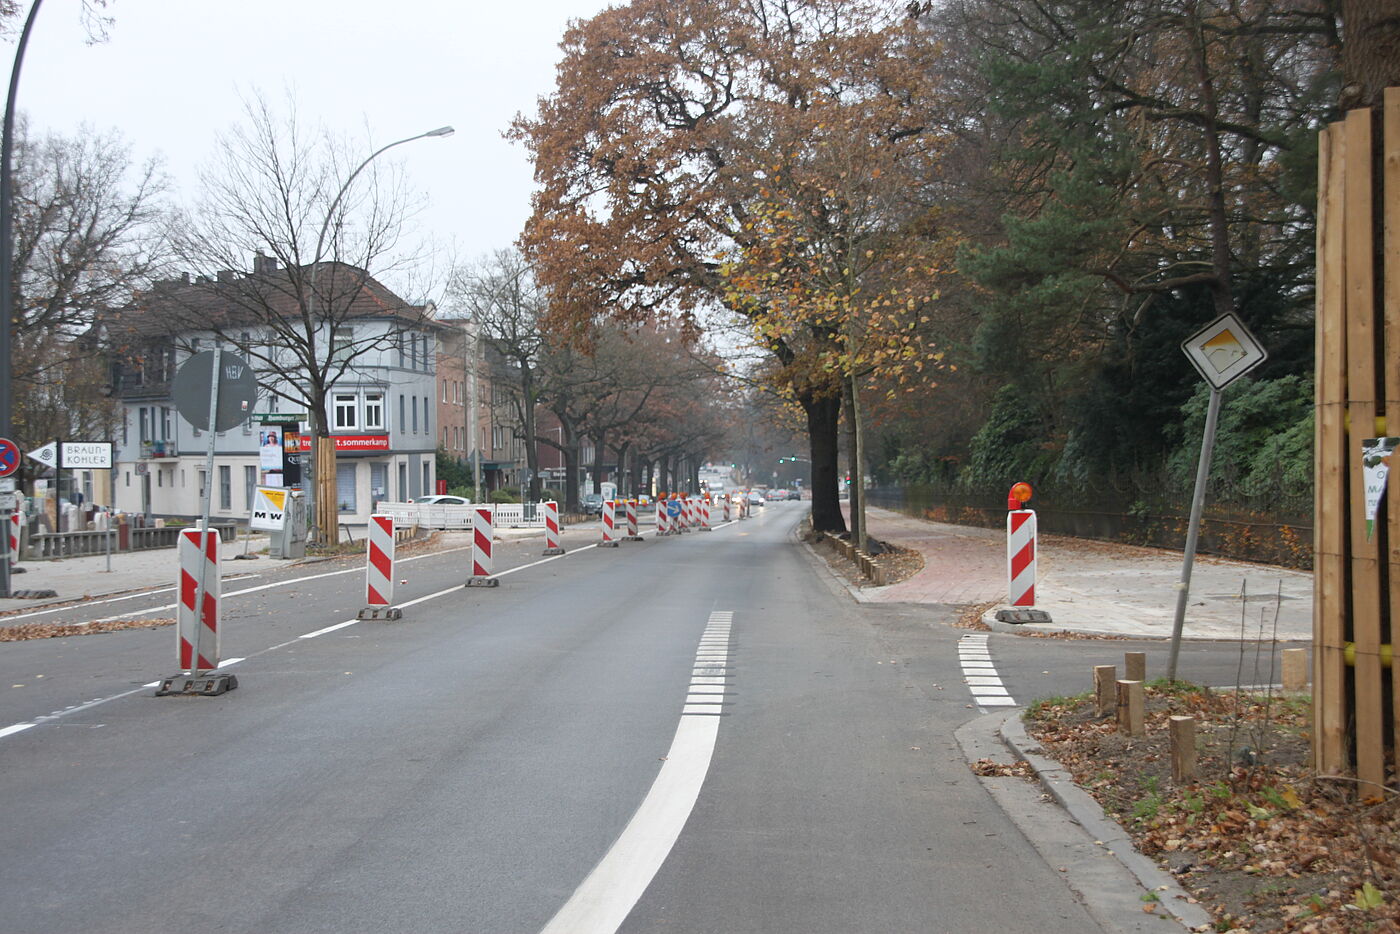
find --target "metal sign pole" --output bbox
[1166,385,1223,682]
[188,347,222,677]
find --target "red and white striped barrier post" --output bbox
[601,499,620,547]
[543,500,564,555]
[1006,483,1037,607]
[624,499,644,541]
[466,506,499,587]
[680,496,693,532]
[8,499,19,568]
[722,497,731,522]
[156,526,236,696]
[358,515,401,620]
[700,497,712,530]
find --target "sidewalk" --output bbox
[850,506,1312,641]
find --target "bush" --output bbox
[487,489,519,504]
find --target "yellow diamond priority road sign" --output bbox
[1181,312,1267,390]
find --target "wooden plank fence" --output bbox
[1314,89,1399,792]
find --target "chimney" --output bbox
[216,269,236,283]
[253,253,278,276]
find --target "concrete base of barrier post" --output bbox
[544,546,565,555]
[155,673,237,696]
[357,606,403,620]
[464,576,500,588]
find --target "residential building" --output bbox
[105,259,440,524]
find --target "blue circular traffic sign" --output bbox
[0,438,19,477]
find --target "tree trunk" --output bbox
[802,389,845,534]
[1339,0,1400,109]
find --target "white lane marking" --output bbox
[539,610,731,934]
[958,633,1016,708]
[0,536,685,742]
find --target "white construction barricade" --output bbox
[156,526,236,696]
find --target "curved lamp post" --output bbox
[302,125,454,543]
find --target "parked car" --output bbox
[582,493,604,515]
[414,495,470,506]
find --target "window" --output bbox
[333,393,358,430]
[442,381,448,403]
[157,469,163,488]
[332,326,354,365]
[244,466,256,511]
[423,397,430,434]
[370,463,388,504]
[422,461,431,496]
[399,462,408,500]
[219,465,231,510]
[396,332,405,368]
[398,395,405,432]
[122,412,128,446]
[198,469,206,502]
[139,408,150,443]
[336,463,357,513]
[443,428,449,447]
[363,393,384,430]
[125,471,130,488]
[161,407,172,441]
[411,395,418,433]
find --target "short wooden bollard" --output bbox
[1094,665,1117,715]
[1281,648,1308,692]
[1170,715,1197,783]
[1125,651,1147,683]
[1116,679,1144,737]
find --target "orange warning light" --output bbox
[1008,482,1033,509]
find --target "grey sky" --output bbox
[12,0,612,289]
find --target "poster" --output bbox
[259,426,283,486]
[1361,436,1399,541]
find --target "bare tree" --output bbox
[11,119,170,450]
[162,93,438,541]
[447,249,549,500]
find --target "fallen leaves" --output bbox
[0,617,175,641]
[1024,684,1399,932]
[970,758,1035,779]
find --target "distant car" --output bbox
[770,489,788,501]
[582,493,604,515]
[414,495,470,506]
[787,489,802,501]
[747,491,765,505]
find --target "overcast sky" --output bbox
[12,0,614,295]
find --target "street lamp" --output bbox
[303,125,454,542]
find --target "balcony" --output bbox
[140,440,171,459]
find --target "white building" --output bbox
[106,260,442,525]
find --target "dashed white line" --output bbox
[959,632,1016,707]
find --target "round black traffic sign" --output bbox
[173,351,259,432]
[0,437,19,477]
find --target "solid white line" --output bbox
[539,714,721,934]
[0,722,35,738]
[300,620,358,639]
[978,697,1018,706]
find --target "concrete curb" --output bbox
[998,712,1214,932]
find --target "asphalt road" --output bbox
[1,502,1196,933]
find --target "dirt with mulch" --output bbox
[1022,684,1399,932]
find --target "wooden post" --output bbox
[1094,665,1116,716]
[1314,118,1350,777]
[1342,108,1386,792]
[1281,648,1309,692]
[1384,88,1400,790]
[1169,716,1197,783]
[1124,651,1147,684]
[1116,679,1144,738]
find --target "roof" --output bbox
[103,258,438,344]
